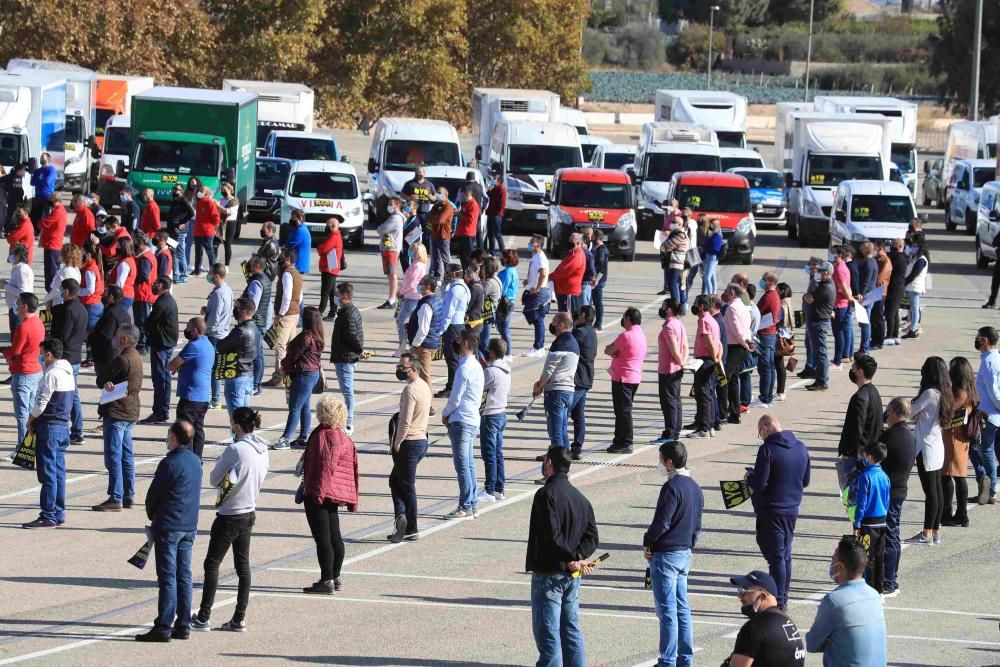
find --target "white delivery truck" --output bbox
[488,119,583,231]
[632,121,720,237]
[654,90,748,148]
[472,88,560,171]
[279,159,365,248]
[777,111,892,247]
[366,117,465,224]
[941,120,998,210]
[813,96,919,195]
[6,59,96,193]
[829,179,916,249]
[0,71,66,199]
[222,79,314,148]
[96,114,131,209]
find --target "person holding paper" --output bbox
[316,217,344,322]
[756,272,781,408]
[854,243,878,354]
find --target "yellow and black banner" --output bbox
[720,479,751,509]
[12,431,36,470]
[213,351,239,381]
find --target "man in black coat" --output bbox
[569,305,598,461]
[0,163,27,229]
[51,278,89,445]
[86,285,130,378]
[837,353,883,491]
[879,397,916,598]
[140,277,179,424]
[884,238,908,344]
[329,282,364,432]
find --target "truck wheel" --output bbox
[740,252,753,265]
[966,209,977,236]
[945,212,956,232]
[977,242,990,269]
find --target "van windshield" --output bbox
[65,115,85,144]
[582,144,599,164]
[558,181,630,208]
[0,133,24,166]
[715,131,744,148]
[274,137,337,161]
[508,145,582,174]
[807,155,881,188]
[289,172,358,199]
[974,167,996,188]
[603,152,634,170]
[734,171,783,189]
[134,140,221,176]
[255,160,291,193]
[891,144,916,173]
[721,157,763,171]
[645,153,721,182]
[850,195,913,223]
[104,127,130,156]
[675,184,749,213]
[384,140,461,169]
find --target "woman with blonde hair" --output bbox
[44,243,82,306]
[701,218,724,295]
[298,394,359,594]
[215,182,241,265]
[395,241,428,356]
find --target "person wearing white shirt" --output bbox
[522,234,551,357]
[43,245,82,307]
[906,357,951,545]
[2,242,34,334]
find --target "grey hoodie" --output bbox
[483,358,511,416]
[210,433,270,516]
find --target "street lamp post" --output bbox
[804,0,815,101]
[707,5,720,88]
[970,0,983,120]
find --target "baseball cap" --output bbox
[730,570,778,598]
[817,261,833,273]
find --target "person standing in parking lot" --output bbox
[285,209,312,275]
[454,189,480,270]
[38,193,67,290]
[485,171,506,255]
[803,262,835,391]
[29,152,55,226]
[317,217,345,321]
[377,197,404,309]
[191,186,220,275]
[550,233,585,315]
[606,307,647,454]
[591,230,609,331]
[884,238,907,346]
[167,184,195,283]
[401,167,436,228]
[522,234,551,356]
[427,187,454,279]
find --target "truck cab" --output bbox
[654,90,747,148]
[947,159,996,234]
[263,130,338,163]
[279,159,364,248]
[0,71,67,200]
[671,171,755,264]
[942,121,998,210]
[729,167,786,226]
[829,179,915,250]
[222,80,314,147]
[97,114,131,209]
[545,167,635,261]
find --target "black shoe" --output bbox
[605,445,633,454]
[682,422,698,431]
[138,414,168,425]
[902,329,921,339]
[941,517,969,527]
[303,581,335,594]
[377,300,395,310]
[253,387,262,396]
[727,414,741,424]
[290,438,307,450]
[170,629,190,640]
[0,376,11,385]
[805,382,829,391]
[22,516,58,529]
[535,454,546,462]
[388,514,407,543]
[984,302,995,309]
[435,388,451,398]
[571,448,582,461]
[135,630,170,643]
[713,423,722,432]
[123,498,134,509]
[323,314,336,322]
[796,369,815,379]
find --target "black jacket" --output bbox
[330,302,364,363]
[525,473,599,574]
[887,249,907,299]
[810,278,836,320]
[120,200,140,233]
[216,319,260,376]
[145,292,179,350]
[838,383,883,458]
[879,421,916,500]
[50,297,88,365]
[256,237,280,279]
[572,324,598,390]
[167,196,195,235]
[87,301,131,364]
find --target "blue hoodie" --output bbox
[748,430,811,515]
[852,461,890,527]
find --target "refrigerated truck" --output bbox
[126,87,257,209]
[654,90,748,148]
[0,71,66,199]
[222,79,314,147]
[94,75,154,149]
[472,88,560,169]
[941,120,998,209]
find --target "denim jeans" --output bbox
[650,549,693,667]
[974,420,999,495]
[858,303,873,353]
[480,413,507,494]
[569,388,587,449]
[486,214,505,254]
[531,573,585,667]
[390,438,428,532]
[253,323,266,390]
[103,418,135,503]
[121,297,134,316]
[544,390,573,448]
[84,302,103,362]
[907,290,921,331]
[173,228,189,278]
[8,307,20,338]
[35,421,69,523]
[193,234,215,272]
[397,298,419,347]
[496,311,512,355]
[581,283,592,307]
[225,375,254,419]
[701,255,718,295]
[150,346,173,420]
[334,362,356,428]
[153,529,197,637]
[11,371,42,446]
[478,322,494,359]
[523,288,550,350]
[207,335,222,404]
[70,363,83,440]
[283,371,319,440]
[756,333,776,404]
[684,263,700,301]
[593,283,605,329]
[807,319,831,386]
[556,293,580,316]
[133,301,152,349]
[665,267,682,303]
[883,496,905,593]
[833,306,854,363]
[448,420,478,510]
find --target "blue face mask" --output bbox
[528,241,535,251]
[758,279,766,290]
[205,274,214,285]
[6,254,13,264]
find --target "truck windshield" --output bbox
[274,137,337,162]
[603,153,634,170]
[716,131,743,148]
[974,167,996,188]
[987,143,998,159]
[255,160,290,193]
[721,157,763,171]
[582,144,600,164]
[806,155,881,188]
[734,171,783,189]
[65,115,85,143]
[289,172,358,199]
[645,153,721,182]
[0,133,24,166]
[134,140,221,176]
[104,127,130,155]
[676,184,749,213]
[850,195,914,223]
[383,140,461,169]
[95,110,115,138]
[558,181,630,208]
[508,145,582,174]
[890,144,916,173]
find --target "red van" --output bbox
[545,168,636,261]
[670,171,756,264]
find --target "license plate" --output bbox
[306,223,326,231]
[761,208,777,215]
[249,199,267,207]
[534,213,547,220]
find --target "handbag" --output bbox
[967,404,984,442]
[785,356,799,372]
[313,370,327,395]
[776,334,796,358]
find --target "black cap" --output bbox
[730,570,778,598]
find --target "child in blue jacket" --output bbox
[852,440,891,594]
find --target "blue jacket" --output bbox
[407,293,444,349]
[748,430,811,515]
[643,472,704,553]
[31,165,56,198]
[286,224,312,274]
[852,461,890,527]
[145,446,203,535]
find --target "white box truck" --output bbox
[813,96,919,195]
[941,120,998,210]
[777,111,892,247]
[0,71,66,199]
[222,79,314,148]
[654,90,748,148]
[472,88,559,169]
[632,121,720,237]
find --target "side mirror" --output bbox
[475,146,482,161]
[835,210,846,222]
[256,148,266,157]
[27,157,38,172]
[784,172,794,189]
[341,155,351,164]
[115,159,126,179]
[367,157,377,173]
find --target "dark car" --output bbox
[246,157,291,223]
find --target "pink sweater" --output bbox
[400,261,427,300]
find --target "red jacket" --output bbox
[115,255,136,299]
[4,316,43,374]
[80,258,104,306]
[6,220,34,263]
[193,197,220,238]
[317,230,344,275]
[456,198,479,238]
[486,182,507,217]
[140,199,161,237]
[70,205,96,247]
[134,248,157,304]
[100,226,130,258]
[303,425,359,511]
[38,203,67,250]
[551,246,585,297]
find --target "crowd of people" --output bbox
[1,161,993,665]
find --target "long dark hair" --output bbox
[918,356,953,428]
[949,356,979,408]
[301,306,325,352]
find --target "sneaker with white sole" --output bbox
[905,532,933,545]
[479,492,497,503]
[269,437,291,451]
[219,620,246,632]
[444,508,471,520]
[493,492,506,501]
[190,614,210,631]
[775,393,786,402]
[881,588,900,599]
[344,426,354,436]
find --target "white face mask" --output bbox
[387,205,398,215]
[196,192,205,199]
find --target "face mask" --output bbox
[260,229,268,239]
[905,246,918,256]
[975,338,982,351]
[828,563,839,582]
[206,274,214,285]
[848,369,858,383]
[658,305,668,319]
[183,329,194,341]
[120,194,128,203]
[387,205,398,215]
[436,194,444,201]
[657,461,669,477]
[528,242,535,252]
[112,337,122,352]
[548,322,557,335]
[758,279,767,290]
[395,368,410,381]
[232,308,240,320]
[620,317,626,328]
[451,340,461,354]
[6,254,12,264]
[97,226,107,235]
[196,192,205,199]
[740,603,757,619]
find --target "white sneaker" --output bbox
[479,492,497,504]
[882,588,900,599]
[533,348,547,358]
[520,349,536,357]
[504,356,513,363]
[3,452,13,463]
[493,492,506,501]
[344,426,354,436]
[775,393,786,402]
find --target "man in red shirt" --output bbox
[132,233,158,353]
[316,217,345,321]
[70,194,96,248]
[38,193,67,290]
[139,188,161,237]
[3,292,44,456]
[99,216,131,262]
[756,271,782,408]
[6,208,35,264]
[454,188,480,270]
[550,233,586,315]
[192,186,220,275]
[485,171,507,255]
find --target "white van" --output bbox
[96,113,130,208]
[264,130,338,162]
[279,159,364,248]
[942,121,997,209]
[580,135,611,166]
[947,159,996,234]
[720,147,765,171]
[590,143,636,171]
[654,90,747,148]
[974,180,1000,268]
[829,180,915,249]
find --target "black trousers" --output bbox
[304,497,345,581]
[692,359,716,431]
[719,345,747,420]
[884,290,903,339]
[319,273,338,317]
[657,370,683,439]
[43,248,60,291]
[29,196,46,226]
[198,512,255,623]
[755,513,796,607]
[611,381,637,449]
[916,454,943,531]
[775,356,787,395]
[176,398,209,459]
[456,235,475,270]
[442,324,464,391]
[941,475,969,522]
[870,300,886,345]
[990,257,1000,304]
[389,438,429,533]
[859,522,887,594]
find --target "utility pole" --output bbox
[970,0,984,120]
[804,0,815,101]
[707,5,720,88]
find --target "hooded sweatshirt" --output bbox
[32,359,75,424]
[483,358,512,415]
[747,430,811,515]
[209,433,270,516]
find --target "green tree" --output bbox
[661,0,767,29]
[667,22,727,70]
[932,0,1000,117]
[767,0,843,23]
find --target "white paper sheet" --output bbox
[854,302,869,325]
[99,381,128,405]
[685,358,704,371]
[861,289,883,307]
[757,313,774,330]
